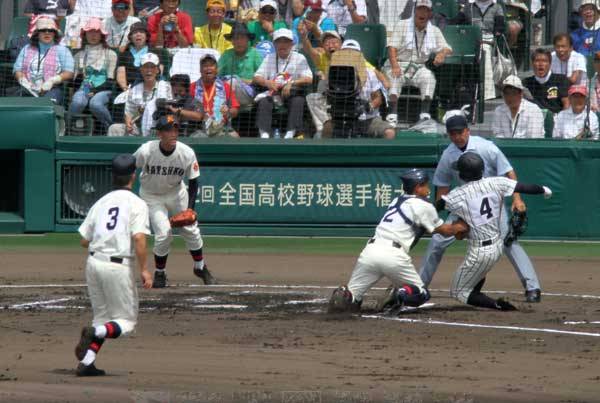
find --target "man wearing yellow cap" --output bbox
[194,0,233,53]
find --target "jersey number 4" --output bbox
[106,207,120,230]
[479,197,493,219]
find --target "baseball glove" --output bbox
[169,209,197,228]
[504,211,528,247]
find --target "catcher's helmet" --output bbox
[453,152,484,182]
[400,169,429,194]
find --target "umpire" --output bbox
[418,112,542,303]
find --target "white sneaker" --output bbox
[284,130,295,139]
[386,113,398,127]
[418,113,431,121]
[314,130,322,139]
[260,130,270,139]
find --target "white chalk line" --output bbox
[564,321,600,325]
[2,283,600,300]
[362,315,600,338]
[7,297,75,309]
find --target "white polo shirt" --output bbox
[254,51,313,81]
[553,107,600,139]
[551,50,588,86]
[492,99,545,139]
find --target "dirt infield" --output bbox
[0,248,599,403]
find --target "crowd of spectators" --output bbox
[2,0,599,140]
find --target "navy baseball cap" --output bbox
[154,114,180,131]
[112,154,136,176]
[445,115,468,132]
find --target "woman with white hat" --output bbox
[11,17,74,104]
[69,17,118,131]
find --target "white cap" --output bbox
[259,0,278,10]
[580,0,599,11]
[273,28,294,41]
[341,39,361,51]
[321,30,341,41]
[415,0,432,9]
[140,52,160,66]
[502,75,524,90]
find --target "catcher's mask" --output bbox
[452,152,484,182]
[400,169,429,194]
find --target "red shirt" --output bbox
[190,79,240,118]
[147,10,193,48]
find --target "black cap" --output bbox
[154,114,180,131]
[112,154,136,176]
[200,53,218,65]
[224,22,256,41]
[445,115,468,132]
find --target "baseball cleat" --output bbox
[376,285,400,312]
[152,271,167,288]
[76,362,106,377]
[525,289,541,303]
[193,264,216,285]
[327,286,360,313]
[74,326,96,361]
[495,298,518,311]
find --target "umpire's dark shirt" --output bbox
[523,73,570,114]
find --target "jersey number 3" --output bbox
[106,207,120,230]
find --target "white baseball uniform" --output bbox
[347,195,443,302]
[442,176,517,303]
[78,189,150,335]
[133,140,203,257]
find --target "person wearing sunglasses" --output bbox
[247,0,288,46]
[11,17,74,104]
[193,0,233,53]
[104,0,140,52]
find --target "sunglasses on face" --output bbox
[38,29,55,33]
[113,4,129,10]
[261,7,276,14]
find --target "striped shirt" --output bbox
[443,177,517,241]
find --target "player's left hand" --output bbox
[453,218,469,240]
[141,269,153,289]
[512,198,526,213]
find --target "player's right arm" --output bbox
[78,204,96,249]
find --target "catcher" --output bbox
[328,169,468,314]
[133,114,216,288]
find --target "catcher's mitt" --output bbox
[169,209,197,228]
[504,211,527,247]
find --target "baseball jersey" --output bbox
[374,196,444,252]
[79,189,150,258]
[443,177,517,241]
[433,135,513,187]
[134,140,200,195]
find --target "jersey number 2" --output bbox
[106,207,120,230]
[479,197,493,219]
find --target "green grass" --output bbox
[1,234,599,258]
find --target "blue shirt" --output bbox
[571,27,600,57]
[13,43,75,74]
[291,15,337,48]
[433,135,513,187]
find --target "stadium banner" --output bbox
[195,167,435,224]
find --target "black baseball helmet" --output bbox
[453,152,484,182]
[400,169,429,194]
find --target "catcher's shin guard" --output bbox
[328,286,361,313]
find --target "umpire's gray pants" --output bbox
[419,209,541,292]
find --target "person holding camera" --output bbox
[108,52,172,136]
[147,0,193,49]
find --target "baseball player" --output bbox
[328,169,468,314]
[75,154,152,376]
[419,113,543,303]
[439,152,553,310]
[133,114,215,288]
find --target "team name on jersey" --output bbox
[144,165,185,176]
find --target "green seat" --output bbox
[344,24,387,69]
[5,16,30,49]
[179,0,207,28]
[432,0,459,19]
[442,25,481,64]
